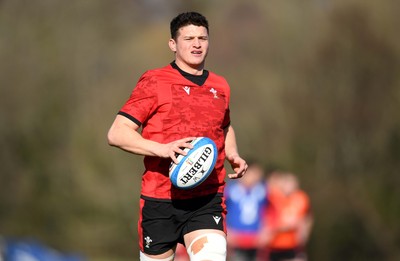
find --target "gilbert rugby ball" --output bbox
[169,137,218,190]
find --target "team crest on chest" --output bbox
[209,88,218,99]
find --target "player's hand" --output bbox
[227,154,247,179]
[160,137,196,164]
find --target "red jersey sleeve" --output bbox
[221,78,231,129]
[118,72,158,126]
[294,191,311,217]
[222,106,230,129]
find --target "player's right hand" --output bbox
[159,137,196,164]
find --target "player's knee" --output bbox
[187,233,227,261]
[140,251,174,261]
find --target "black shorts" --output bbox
[138,193,226,255]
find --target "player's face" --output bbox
[169,24,209,74]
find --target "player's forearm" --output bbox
[224,125,247,178]
[107,122,162,157]
[224,125,239,159]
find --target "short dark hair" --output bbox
[170,12,209,39]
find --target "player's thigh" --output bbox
[184,228,225,245]
[184,229,227,261]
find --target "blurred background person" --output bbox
[225,160,268,261]
[260,171,313,261]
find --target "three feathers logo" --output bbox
[209,88,218,99]
[144,236,152,248]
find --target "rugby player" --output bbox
[108,12,247,261]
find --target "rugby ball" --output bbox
[169,137,218,190]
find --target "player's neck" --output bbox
[174,60,204,76]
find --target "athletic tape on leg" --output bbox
[187,233,227,261]
[139,251,174,261]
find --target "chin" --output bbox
[188,60,205,68]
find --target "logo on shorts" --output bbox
[144,236,152,248]
[213,216,221,224]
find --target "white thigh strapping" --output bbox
[187,233,227,261]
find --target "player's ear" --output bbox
[169,38,177,52]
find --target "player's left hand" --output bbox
[227,154,247,179]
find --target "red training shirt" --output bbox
[119,63,231,200]
[266,189,310,250]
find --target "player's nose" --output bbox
[193,38,201,47]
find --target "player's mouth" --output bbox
[191,51,203,56]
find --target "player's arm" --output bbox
[107,115,194,163]
[297,213,313,246]
[224,125,247,179]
